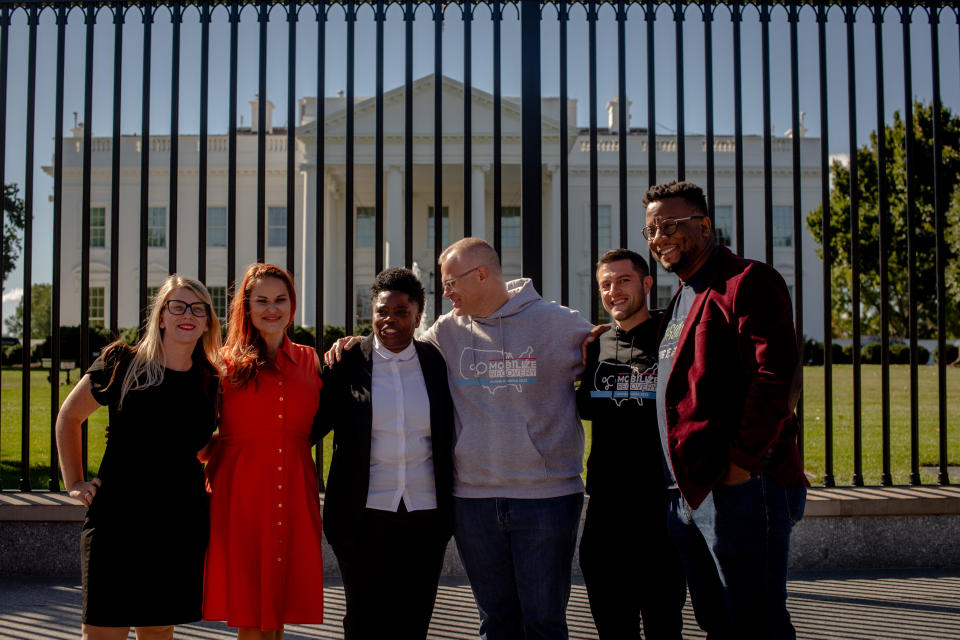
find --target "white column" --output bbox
[470,165,487,240]
[543,165,563,303]
[299,167,316,327]
[385,166,404,267]
[323,178,344,327]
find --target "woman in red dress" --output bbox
[203,264,324,640]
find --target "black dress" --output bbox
[81,347,217,627]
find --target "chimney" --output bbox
[70,112,83,138]
[605,95,631,132]
[250,94,275,134]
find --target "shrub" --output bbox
[934,343,959,365]
[34,325,113,363]
[860,342,883,365]
[292,325,316,347]
[803,338,824,365]
[917,345,930,365]
[321,325,346,352]
[889,343,911,364]
[120,327,139,346]
[2,344,23,365]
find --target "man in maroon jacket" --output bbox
[644,180,808,640]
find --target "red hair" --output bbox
[223,263,297,387]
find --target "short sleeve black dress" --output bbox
[81,346,217,627]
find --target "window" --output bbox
[356,207,376,248]
[772,207,793,248]
[147,207,166,248]
[268,207,287,247]
[208,286,227,321]
[597,205,612,252]
[90,287,104,327]
[207,207,227,247]
[355,285,372,322]
[146,286,160,304]
[714,206,733,248]
[501,207,521,248]
[427,207,449,248]
[657,284,675,309]
[91,207,106,248]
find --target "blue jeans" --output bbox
[667,475,806,640]
[453,493,584,640]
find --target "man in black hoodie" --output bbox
[577,248,686,639]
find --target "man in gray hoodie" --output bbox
[422,237,593,640]
[327,237,592,639]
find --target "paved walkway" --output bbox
[2,570,960,639]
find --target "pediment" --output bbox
[297,74,567,140]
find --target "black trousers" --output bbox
[578,494,687,640]
[335,503,449,640]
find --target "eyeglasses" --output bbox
[164,300,210,317]
[441,265,482,292]
[641,215,706,240]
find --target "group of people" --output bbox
[55,179,808,640]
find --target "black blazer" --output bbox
[313,335,455,556]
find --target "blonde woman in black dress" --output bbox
[56,275,221,640]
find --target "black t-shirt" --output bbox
[577,313,664,501]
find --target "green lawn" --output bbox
[2,365,957,490]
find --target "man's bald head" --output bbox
[438,237,502,275]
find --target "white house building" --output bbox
[47,74,825,338]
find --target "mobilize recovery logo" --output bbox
[455,346,538,394]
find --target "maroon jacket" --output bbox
[661,246,808,509]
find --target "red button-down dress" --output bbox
[204,339,324,630]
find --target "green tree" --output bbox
[806,101,960,340]
[5,283,52,340]
[2,183,26,284]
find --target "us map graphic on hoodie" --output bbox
[589,361,657,407]
[456,345,537,394]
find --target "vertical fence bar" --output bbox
[818,0,834,487]
[646,0,657,304]
[198,0,209,282]
[521,0,542,290]
[50,3,68,492]
[139,0,153,334]
[463,0,472,238]
[559,0,569,306]
[110,0,123,337]
[404,0,413,269]
[788,1,803,456]
[169,1,180,274]
[902,0,919,486]
[846,0,864,487]
[929,1,948,486]
[257,0,268,262]
[0,3,9,490]
[732,0,744,256]
[492,0,501,257]
[345,0,355,334]
[375,0,384,272]
[588,0,598,323]
[315,0,326,490]
[617,0,627,246]
[287,0,297,276]
[227,0,238,310]
[703,1,715,226]
[20,3,38,492]
[674,0,685,181]
[81,2,96,476]
[433,0,443,318]
[874,0,891,485]
[760,0,773,264]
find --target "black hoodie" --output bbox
[576,311,666,501]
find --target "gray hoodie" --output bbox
[421,278,593,499]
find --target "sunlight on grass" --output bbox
[2,365,956,490]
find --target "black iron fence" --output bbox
[0,0,957,492]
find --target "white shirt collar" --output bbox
[372,335,418,362]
